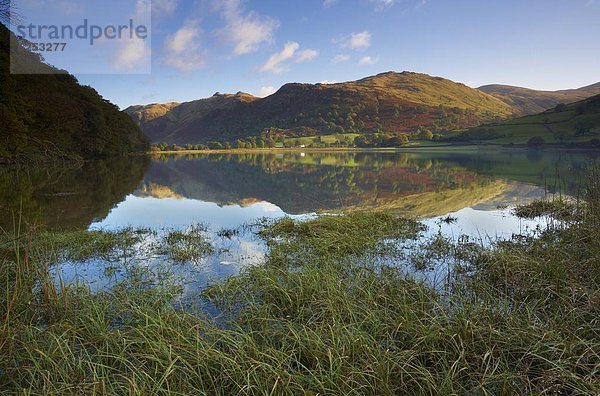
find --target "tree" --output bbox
[417,129,434,140]
[575,122,592,136]
[207,141,223,150]
[1,0,21,25]
[265,137,276,148]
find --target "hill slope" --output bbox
[449,94,600,145]
[125,72,515,144]
[125,93,259,143]
[0,24,149,161]
[478,83,600,116]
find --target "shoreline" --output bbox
[148,143,600,155]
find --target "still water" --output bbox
[1,149,596,295]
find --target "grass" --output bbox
[282,133,361,147]
[514,198,579,221]
[1,183,599,393]
[160,224,214,262]
[450,95,600,145]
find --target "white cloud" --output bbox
[323,0,338,7]
[259,42,318,74]
[359,55,379,65]
[319,80,338,84]
[113,37,151,70]
[344,31,371,50]
[296,49,319,63]
[259,86,278,97]
[164,22,206,71]
[215,0,279,56]
[112,0,151,71]
[259,41,299,73]
[331,54,350,64]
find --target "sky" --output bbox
[11,0,600,108]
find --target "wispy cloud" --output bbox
[163,22,206,71]
[323,0,338,7]
[296,49,319,63]
[259,86,278,97]
[343,31,372,50]
[113,37,151,70]
[331,54,350,64]
[259,41,300,73]
[259,41,318,74]
[112,0,151,71]
[359,55,379,65]
[215,0,279,56]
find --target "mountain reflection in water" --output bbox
[0,150,597,231]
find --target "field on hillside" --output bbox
[448,96,600,145]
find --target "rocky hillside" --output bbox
[478,82,600,116]
[125,72,515,144]
[0,24,149,161]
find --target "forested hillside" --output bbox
[0,24,148,161]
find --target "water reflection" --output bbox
[135,150,595,219]
[0,157,149,231]
[0,150,596,232]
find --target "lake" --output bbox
[1,149,597,296]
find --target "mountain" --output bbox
[125,72,515,144]
[125,93,259,143]
[478,83,600,116]
[448,94,600,145]
[0,24,149,161]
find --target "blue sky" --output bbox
[13,0,600,108]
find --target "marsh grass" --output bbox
[258,212,425,260]
[160,224,214,263]
[514,198,579,222]
[0,205,599,393]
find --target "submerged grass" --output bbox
[0,200,599,393]
[259,212,424,262]
[160,224,214,262]
[514,198,579,222]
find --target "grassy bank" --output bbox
[1,193,599,393]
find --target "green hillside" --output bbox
[125,72,515,144]
[447,95,600,146]
[0,24,149,162]
[479,83,600,116]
